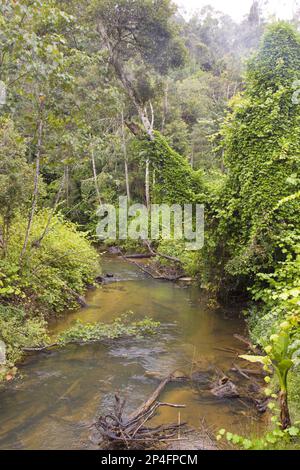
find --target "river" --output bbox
[0,255,264,449]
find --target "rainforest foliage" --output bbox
[204,23,300,295]
[0,0,300,448]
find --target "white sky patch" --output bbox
[175,0,300,22]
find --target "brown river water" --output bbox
[0,256,264,449]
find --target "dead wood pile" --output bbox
[95,374,188,449]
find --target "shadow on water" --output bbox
[0,256,265,449]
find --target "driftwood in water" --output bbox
[209,365,269,414]
[234,334,261,354]
[96,374,187,449]
[121,254,184,281]
[110,242,182,265]
[231,363,251,380]
[128,375,173,421]
[124,253,156,259]
[144,240,182,264]
[23,343,59,352]
[231,366,264,377]
[211,375,239,399]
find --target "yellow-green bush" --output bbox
[0,210,100,314]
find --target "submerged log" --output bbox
[23,343,59,352]
[231,363,251,380]
[124,253,156,259]
[230,366,264,377]
[234,334,261,354]
[121,255,184,281]
[211,376,239,399]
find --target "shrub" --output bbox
[0,305,49,381]
[0,210,100,314]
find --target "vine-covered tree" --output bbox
[205,23,300,295]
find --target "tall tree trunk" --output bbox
[91,145,102,206]
[145,159,150,208]
[121,110,131,202]
[0,226,3,251]
[144,102,154,208]
[124,157,130,203]
[161,81,169,133]
[279,390,291,430]
[137,103,154,140]
[149,100,154,131]
[31,175,65,248]
[221,149,225,174]
[0,223,6,257]
[64,165,69,207]
[190,143,194,168]
[20,99,44,264]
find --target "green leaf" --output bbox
[239,354,265,364]
[287,426,299,437]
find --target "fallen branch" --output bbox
[23,343,59,352]
[121,253,184,281]
[124,257,160,279]
[232,363,251,380]
[128,374,174,421]
[230,367,264,377]
[144,240,182,264]
[124,253,156,259]
[234,334,261,354]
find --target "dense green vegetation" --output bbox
[57,314,160,344]
[0,305,48,381]
[202,23,300,295]
[0,0,300,450]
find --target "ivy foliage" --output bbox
[204,23,300,294]
[208,24,300,447]
[140,131,205,204]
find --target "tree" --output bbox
[248,1,261,26]
[205,23,300,295]
[86,0,186,206]
[92,0,184,134]
[0,0,79,260]
[0,118,33,254]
